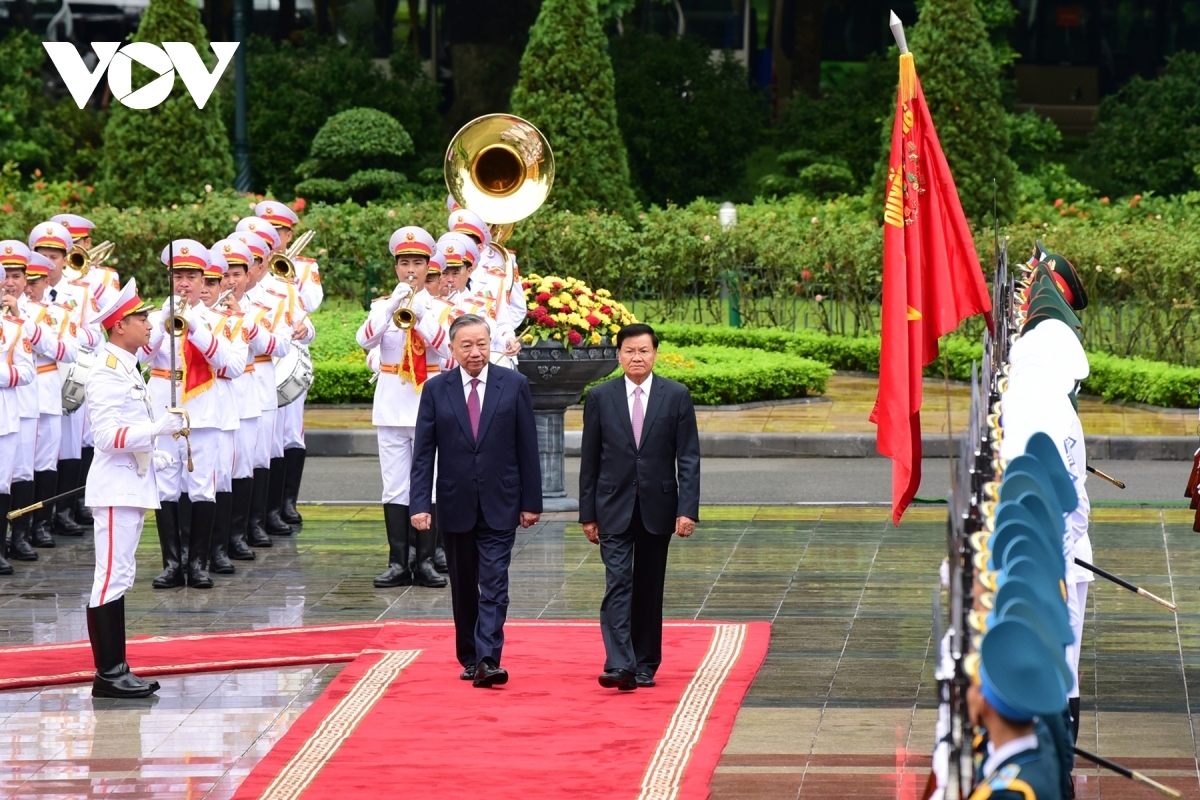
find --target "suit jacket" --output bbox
[578,374,700,536]
[410,364,542,533]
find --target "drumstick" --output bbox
[1087,465,1125,489]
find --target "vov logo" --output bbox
[44,42,240,110]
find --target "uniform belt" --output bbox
[244,363,255,373]
[379,363,439,376]
[254,355,272,363]
[150,368,183,381]
[36,363,58,374]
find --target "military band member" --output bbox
[144,240,241,589]
[256,201,320,529]
[3,248,41,561]
[215,237,261,560]
[228,228,292,547]
[85,278,187,698]
[22,227,80,549]
[450,209,527,355]
[0,246,37,575]
[356,226,451,588]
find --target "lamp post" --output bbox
[718,202,741,328]
[233,0,251,192]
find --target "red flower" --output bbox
[543,317,557,327]
[1,205,12,213]
[1053,198,1064,208]
[567,330,583,345]
[551,281,563,289]
[585,314,602,327]
[574,287,586,295]
[1130,194,1142,208]
[537,292,551,303]
[292,197,307,212]
[600,305,612,315]
[800,269,813,280]
[1100,197,1110,204]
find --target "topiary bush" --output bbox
[98,0,234,207]
[295,108,416,204]
[510,0,637,214]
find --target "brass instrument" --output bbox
[212,288,235,311]
[167,296,190,335]
[267,229,315,281]
[393,283,417,330]
[67,241,115,275]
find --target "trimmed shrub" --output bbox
[510,0,637,214]
[295,108,416,204]
[650,346,832,405]
[98,0,234,207]
[308,362,374,404]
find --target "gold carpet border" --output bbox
[258,649,420,800]
[638,623,747,800]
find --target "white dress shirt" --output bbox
[980,732,1039,782]
[625,373,653,422]
[462,363,489,406]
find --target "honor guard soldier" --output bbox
[228,228,292,547]
[237,217,315,537]
[356,226,451,588]
[0,245,37,575]
[256,201,320,529]
[213,237,261,561]
[21,227,80,548]
[3,247,42,561]
[144,240,241,590]
[200,246,248,574]
[450,209,525,359]
[85,278,187,697]
[53,213,121,531]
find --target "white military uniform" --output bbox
[20,294,78,472]
[999,317,1092,699]
[59,277,105,462]
[245,276,296,465]
[85,341,167,606]
[0,287,35,495]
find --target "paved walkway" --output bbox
[304,375,1197,436]
[1,506,1197,798]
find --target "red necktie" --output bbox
[468,378,481,440]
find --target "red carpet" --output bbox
[0,620,770,799]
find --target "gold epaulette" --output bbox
[106,354,118,369]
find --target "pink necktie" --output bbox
[632,386,644,447]
[468,379,481,440]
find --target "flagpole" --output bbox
[889,10,908,54]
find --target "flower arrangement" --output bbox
[520,274,637,347]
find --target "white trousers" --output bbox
[82,399,93,447]
[0,431,17,493]
[156,427,220,502]
[14,418,37,482]
[1066,580,1089,698]
[60,410,84,459]
[34,413,62,472]
[234,417,258,479]
[377,426,414,505]
[280,391,306,449]
[217,429,235,492]
[90,506,146,607]
[256,408,279,467]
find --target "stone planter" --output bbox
[518,342,619,512]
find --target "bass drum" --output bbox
[276,344,314,407]
[59,346,98,414]
[489,351,516,370]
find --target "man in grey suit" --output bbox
[579,323,701,691]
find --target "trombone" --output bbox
[67,241,115,275]
[267,229,315,281]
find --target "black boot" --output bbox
[151,501,185,589]
[7,481,37,561]
[187,500,215,588]
[0,495,14,575]
[87,596,159,698]
[265,457,293,536]
[177,493,192,567]
[432,504,447,573]
[31,471,57,547]
[228,478,256,560]
[75,446,94,525]
[52,459,85,536]
[247,469,273,547]
[209,491,235,574]
[281,447,305,526]
[413,519,448,588]
[1069,696,1081,743]
[374,504,413,588]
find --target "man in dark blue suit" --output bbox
[411,314,542,688]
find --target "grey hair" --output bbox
[449,313,490,342]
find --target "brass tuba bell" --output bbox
[444,114,555,226]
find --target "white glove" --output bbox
[386,284,411,315]
[152,449,176,471]
[154,411,186,437]
[182,302,208,332]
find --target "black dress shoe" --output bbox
[473,659,508,688]
[460,664,477,681]
[598,669,638,691]
[636,673,656,688]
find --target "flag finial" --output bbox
[889,11,909,55]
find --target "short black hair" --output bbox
[616,323,658,349]
[449,313,489,342]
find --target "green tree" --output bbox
[98,0,234,207]
[875,0,1017,221]
[510,0,637,213]
[295,108,417,204]
[610,31,764,206]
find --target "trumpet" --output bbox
[212,288,235,311]
[267,229,315,281]
[67,241,115,274]
[0,293,18,317]
[167,296,191,335]
[393,283,417,330]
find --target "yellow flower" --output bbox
[552,332,562,340]
[555,313,568,322]
[589,332,602,344]
[522,334,535,344]
[548,297,562,309]
[567,313,584,326]
[609,324,620,334]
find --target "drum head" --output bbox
[489,351,515,370]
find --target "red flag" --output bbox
[870,52,993,525]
